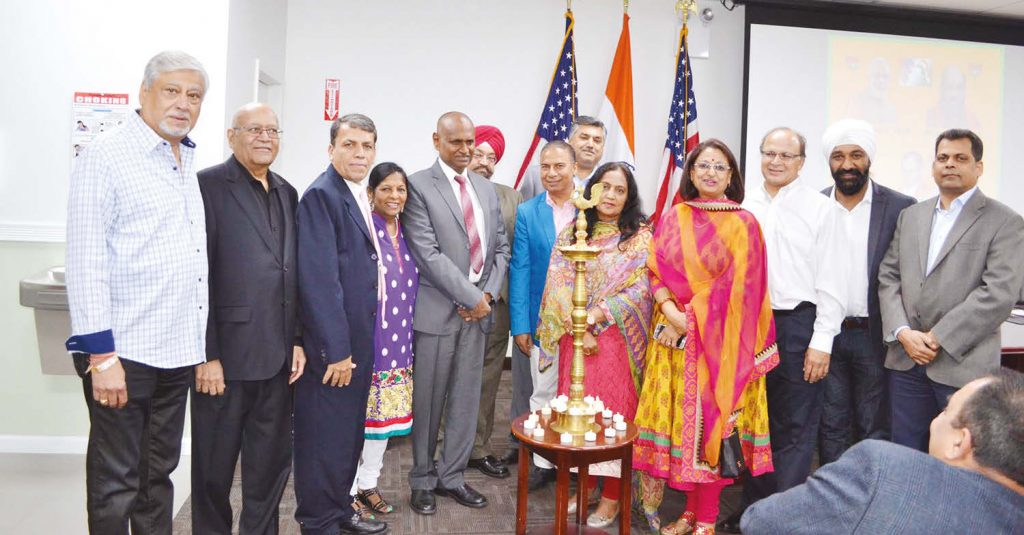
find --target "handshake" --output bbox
[457,293,493,322]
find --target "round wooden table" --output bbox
[511,412,639,535]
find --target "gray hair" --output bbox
[142,51,209,93]
[330,113,378,144]
[570,115,607,139]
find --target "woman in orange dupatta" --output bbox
[633,140,779,535]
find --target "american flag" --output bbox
[514,10,579,188]
[651,26,701,224]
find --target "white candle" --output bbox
[560,433,573,444]
[594,400,605,412]
[523,419,536,430]
[614,421,627,431]
[601,409,613,419]
[584,431,597,442]
[604,427,616,438]
[613,413,624,423]
[568,407,582,416]
[541,406,552,417]
[533,426,545,438]
[584,395,594,404]
[528,413,539,423]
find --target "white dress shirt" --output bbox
[745,179,847,353]
[927,186,978,274]
[65,111,208,368]
[831,180,873,318]
[437,158,488,283]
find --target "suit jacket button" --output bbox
[283,266,289,272]
[371,254,378,261]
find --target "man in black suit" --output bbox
[293,114,387,535]
[192,102,306,534]
[818,119,915,463]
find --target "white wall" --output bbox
[278,0,746,212]
[0,0,230,241]
[223,0,289,153]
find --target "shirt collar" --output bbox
[935,186,978,213]
[437,158,468,183]
[545,191,573,209]
[829,178,873,206]
[129,109,196,152]
[760,176,800,201]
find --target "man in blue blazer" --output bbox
[293,114,387,535]
[509,140,579,490]
[818,119,916,464]
[741,369,1024,534]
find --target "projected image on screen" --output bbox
[745,25,1022,213]
[829,36,1002,199]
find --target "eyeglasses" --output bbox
[694,162,731,173]
[472,152,497,164]
[235,126,283,139]
[760,151,802,162]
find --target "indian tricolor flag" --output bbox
[596,13,635,168]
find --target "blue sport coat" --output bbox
[509,192,562,341]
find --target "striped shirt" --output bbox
[65,111,208,368]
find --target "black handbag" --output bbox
[719,430,747,478]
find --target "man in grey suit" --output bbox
[403,112,510,515]
[741,369,1024,534]
[818,119,915,464]
[878,128,1024,451]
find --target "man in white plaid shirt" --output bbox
[65,50,209,534]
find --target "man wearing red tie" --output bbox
[402,112,510,515]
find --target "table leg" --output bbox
[576,462,589,526]
[554,452,570,535]
[516,442,529,535]
[619,444,633,535]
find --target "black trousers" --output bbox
[744,303,821,506]
[191,372,292,534]
[818,323,889,464]
[73,354,191,535]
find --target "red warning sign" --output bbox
[324,79,341,121]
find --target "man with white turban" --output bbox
[818,119,915,465]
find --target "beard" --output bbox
[832,165,870,196]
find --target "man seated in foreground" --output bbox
[741,369,1024,533]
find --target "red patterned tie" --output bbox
[454,175,484,273]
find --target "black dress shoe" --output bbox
[717,510,743,533]
[434,483,488,508]
[499,447,519,465]
[338,512,388,535]
[468,455,511,478]
[409,489,436,515]
[527,466,557,491]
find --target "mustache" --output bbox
[832,167,869,195]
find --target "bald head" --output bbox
[227,102,280,180]
[433,111,475,173]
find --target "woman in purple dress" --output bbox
[349,162,419,516]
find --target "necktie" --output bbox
[454,175,484,273]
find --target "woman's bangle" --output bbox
[657,296,678,313]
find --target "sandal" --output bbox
[352,500,376,520]
[660,511,696,535]
[356,487,394,514]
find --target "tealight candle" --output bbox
[584,395,594,404]
[560,433,573,444]
[614,421,628,431]
[540,406,552,417]
[604,427,616,438]
[528,413,539,422]
[568,407,582,416]
[594,400,605,412]
[532,426,545,438]
[601,409,613,419]
[558,395,569,403]
[523,419,536,430]
[584,431,597,442]
[613,413,624,423]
